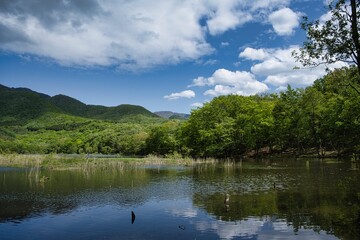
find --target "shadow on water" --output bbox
[0,158,359,239]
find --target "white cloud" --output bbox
[241,46,348,88]
[205,85,234,96]
[252,58,290,76]
[164,90,195,100]
[268,8,300,36]
[206,7,252,35]
[221,42,230,47]
[319,11,332,23]
[189,76,208,87]
[191,102,204,108]
[249,0,290,10]
[190,68,268,97]
[0,0,292,69]
[239,47,269,60]
[274,86,288,92]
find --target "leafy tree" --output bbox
[298,87,327,156]
[272,86,303,151]
[294,0,360,77]
[145,121,180,156]
[179,95,276,159]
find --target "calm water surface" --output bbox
[0,159,359,239]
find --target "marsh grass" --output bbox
[0,154,44,168]
[0,154,253,171]
[0,154,201,170]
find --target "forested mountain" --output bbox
[154,111,190,119]
[0,85,60,125]
[0,84,159,124]
[50,94,159,120]
[0,84,164,155]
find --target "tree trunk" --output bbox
[350,0,360,76]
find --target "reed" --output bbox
[0,154,198,170]
[0,154,244,170]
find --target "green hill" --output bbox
[49,94,88,116]
[0,84,159,124]
[50,94,159,120]
[0,85,60,125]
[154,111,189,119]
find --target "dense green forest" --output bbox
[179,67,360,159]
[1,66,359,158]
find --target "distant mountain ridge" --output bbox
[154,111,190,119]
[0,84,159,124]
[49,94,158,120]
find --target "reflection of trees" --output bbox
[193,192,278,222]
[277,190,360,240]
[0,167,177,223]
[190,160,360,239]
[193,186,360,240]
[0,199,77,223]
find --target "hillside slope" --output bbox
[0,84,159,124]
[50,94,159,120]
[0,85,60,125]
[154,111,189,119]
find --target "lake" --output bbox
[0,159,359,239]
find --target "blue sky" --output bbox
[0,0,345,113]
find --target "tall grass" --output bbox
[0,154,199,170]
[0,154,245,171]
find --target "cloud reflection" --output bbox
[194,217,339,240]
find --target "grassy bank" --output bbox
[0,154,198,170]
[2,153,351,171]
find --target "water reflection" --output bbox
[0,159,359,239]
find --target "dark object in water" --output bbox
[131,211,136,224]
[178,225,186,230]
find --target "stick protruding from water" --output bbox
[131,211,136,224]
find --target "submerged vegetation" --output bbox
[1,67,360,160]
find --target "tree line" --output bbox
[0,67,359,158]
[147,67,359,159]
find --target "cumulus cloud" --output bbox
[268,8,300,36]
[190,68,268,97]
[164,90,195,100]
[206,6,252,35]
[241,46,347,88]
[239,47,269,60]
[0,0,214,69]
[0,0,291,69]
[189,76,208,87]
[191,102,204,108]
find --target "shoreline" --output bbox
[0,154,198,170]
[0,153,353,170]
